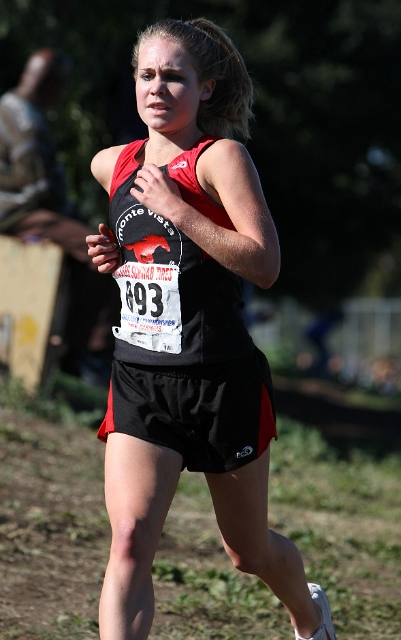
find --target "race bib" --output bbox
[112,261,182,354]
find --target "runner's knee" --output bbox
[223,542,270,575]
[110,518,155,564]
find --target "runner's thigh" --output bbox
[105,433,183,550]
[205,447,270,552]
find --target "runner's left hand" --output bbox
[130,164,183,222]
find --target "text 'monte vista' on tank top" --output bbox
[109,134,254,366]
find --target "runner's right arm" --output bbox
[86,146,125,273]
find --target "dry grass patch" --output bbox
[0,405,400,639]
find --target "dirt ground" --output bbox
[0,407,229,639]
[1,405,400,639]
[0,408,108,638]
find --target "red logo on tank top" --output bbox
[115,202,182,268]
[123,235,171,264]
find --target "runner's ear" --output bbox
[200,78,216,102]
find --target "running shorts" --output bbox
[97,348,277,473]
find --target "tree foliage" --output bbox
[1,0,401,308]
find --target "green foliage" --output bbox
[275,415,336,463]
[151,549,401,637]
[0,372,106,427]
[240,1,401,306]
[262,344,298,376]
[0,374,73,424]
[47,614,99,639]
[156,417,401,639]
[152,561,278,619]
[270,416,401,517]
[1,1,401,306]
[152,560,186,583]
[1,405,401,638]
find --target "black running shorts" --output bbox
[98,348,277,473]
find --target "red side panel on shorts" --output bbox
[257,383,278,457]
[97,383,115,443]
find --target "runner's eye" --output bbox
[165,73,184,82]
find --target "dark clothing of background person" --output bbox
[0,61,120,385]
[0,91,69,225]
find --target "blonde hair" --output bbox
[132,18,254,140]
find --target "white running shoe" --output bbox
[295,583,337,640]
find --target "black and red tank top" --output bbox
[109,134,254,366]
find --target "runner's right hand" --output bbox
[86,223,122,273]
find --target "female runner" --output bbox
[86,17,337,640]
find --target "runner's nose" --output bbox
[150,77,166,96]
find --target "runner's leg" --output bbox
[205,448,322,639]
[100,433,183,640]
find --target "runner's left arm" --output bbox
[131,140,280,289]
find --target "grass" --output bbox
[1,375,401,638]
[0,370,107,428]
[268,419,401,519]
[153,417,401,640]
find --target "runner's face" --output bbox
[135,37,214,135]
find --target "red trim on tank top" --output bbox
[109,134,236,259]
[110,139,148,201]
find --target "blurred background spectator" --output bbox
[0,48,120,386]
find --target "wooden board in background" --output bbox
[0,236,64,392]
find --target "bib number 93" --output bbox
[126,281,163,317]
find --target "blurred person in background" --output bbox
[0,48,120,385]
[305,310,344,378]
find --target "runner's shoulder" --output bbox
[91,145,127,193]
[198,138,253,190]
[204,138,249,160]
[199,138,251,176]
